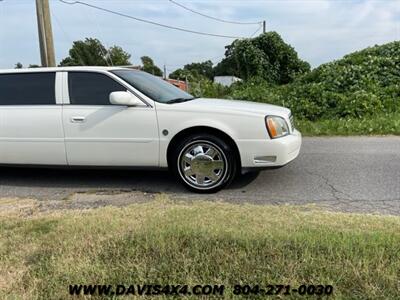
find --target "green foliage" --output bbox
[59,38,131,66]
[214,31,310,84]
[140,56,163,76]
[189,78,230,99]
[170,60,214,80]
[14,63,42,69]
[229,41,400,123]
[296,112,400,136]
[107,46,132,66]
[168,68,192,80]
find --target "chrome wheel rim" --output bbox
[178,141,227,189]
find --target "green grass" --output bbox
[1,196,400,299]
[296,112,400,136]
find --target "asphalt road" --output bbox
[1,137,399,215]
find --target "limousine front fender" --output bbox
[159,118,239,168]
[156,101,300,171]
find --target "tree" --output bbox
[14,63,42,69]
[214,31,310,84]
[140,56,162,76]
[170,60,214,80]
[59,38,131,66]
[107,46,132,66]
[169,68,191,80]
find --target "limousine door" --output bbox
[62,71,159,166]
[0,72,67,165]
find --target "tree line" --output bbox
[15,32,310,86]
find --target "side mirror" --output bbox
[109,91,144,106]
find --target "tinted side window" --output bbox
[0,72,56,105]
[68,72,126,105]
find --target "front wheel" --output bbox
[171,134,237,193]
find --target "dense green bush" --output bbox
[297,112,400,136]
[185,40,399,135]
[228,41,400,121]
[169,60,214,81]
[188,78,230,99]
[214,32,310,84]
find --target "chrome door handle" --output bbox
[71,116,86,123]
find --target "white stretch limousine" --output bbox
[0,67,301,192]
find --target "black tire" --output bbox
[170,133,237,193]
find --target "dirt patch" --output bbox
[49,190,157,210]
[0,198,39,217]
[0,191,157,216]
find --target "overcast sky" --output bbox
[0,0,399,72]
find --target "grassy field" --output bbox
[1,196,400,299]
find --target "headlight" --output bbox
[266,116,289,139]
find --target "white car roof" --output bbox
[0,66,128,74]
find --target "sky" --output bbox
[0,0,399,73]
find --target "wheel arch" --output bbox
[166,126,241,170]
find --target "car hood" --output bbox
[178,98,291,117]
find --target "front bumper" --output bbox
[237,129,302,168]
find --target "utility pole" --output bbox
[36,0,56,67]
[262,20,266,34]
[163,64,167,79]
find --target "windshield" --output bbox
[111,69,195,104]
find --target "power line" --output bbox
[53,8,112,67]
[83,5,114,66]
[169,0,262,25]
[58,0,245,39]
[250,23,263,38]
[51,9,86,66]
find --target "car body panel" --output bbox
[0,106,67,165]
[62,105,159,166]
[0,67,301,171]
[155,98,300,168]
[186,98,291,116]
